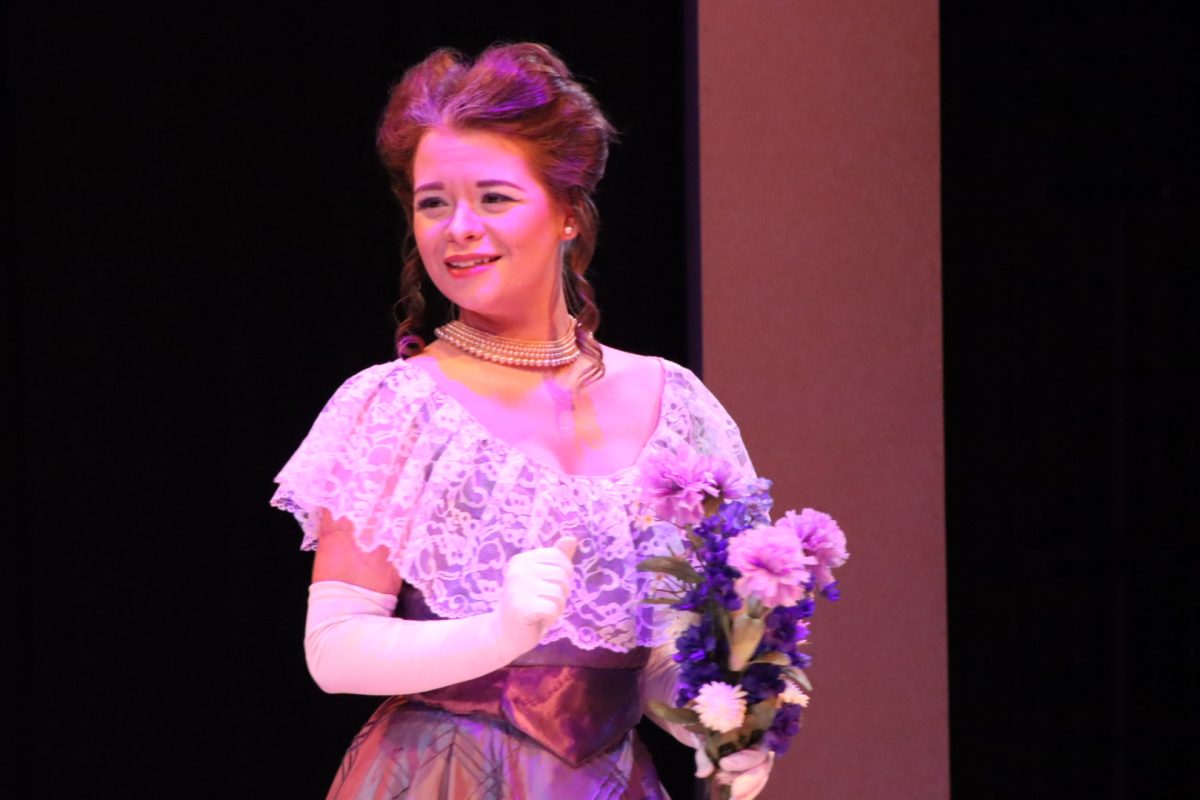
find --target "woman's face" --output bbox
[412,127,572,329]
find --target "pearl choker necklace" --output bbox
[434,318,582,368]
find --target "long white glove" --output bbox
[305,537,577,695]
[640,640,696,745]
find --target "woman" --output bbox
[272,43,773,799]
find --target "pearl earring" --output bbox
[564,225,574,235]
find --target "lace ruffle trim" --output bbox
[271,359,753,652]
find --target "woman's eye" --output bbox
[481,192,515,205]
[416,196,447,211]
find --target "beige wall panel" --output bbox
[698,2,947,797]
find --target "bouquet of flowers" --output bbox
[636,446,849,799]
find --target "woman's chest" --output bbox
[408,350,667,476]
[459,391,658,476]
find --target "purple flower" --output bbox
[778,508,849,591]
[741,478,775,525]
[727,524,818,607]
[708,500,755,536]
[764,702,803,754]
[679,514,743,614]
[759,606,810,657]
[639,446,719,525]
[706,458,747,502]
[740,663,785,705]
[674,617,727,703]
[795,597,815,619]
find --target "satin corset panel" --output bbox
[399,585,650,765]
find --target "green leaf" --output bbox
[728,616,765,671]
[747,651,791,667]
[636,556,703,584]
[745,699,776,733]
[719,608,734,642]
[641,597,682,605]
[786,667,813,692]
[647,700,701,726]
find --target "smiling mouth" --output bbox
[446,255,500,270]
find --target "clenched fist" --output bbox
[496,536,578,654]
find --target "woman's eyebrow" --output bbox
[477,179,525,190]
[414,179,525,192]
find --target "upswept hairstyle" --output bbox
[376,42,615,384]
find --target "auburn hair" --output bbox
[376,42,615,385]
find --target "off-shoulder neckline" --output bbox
[392,356,677,482]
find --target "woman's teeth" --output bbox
[448,256,499,269]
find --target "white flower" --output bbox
[780,684,810,707]
[693,681,748,733]
[633,508,658,532]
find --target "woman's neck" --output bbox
[457,306,575,342]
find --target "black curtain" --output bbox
[10,3,1197,799]
[943,5,1197,798]
[4,3,695,798]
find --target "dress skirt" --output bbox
[325,698,669,800]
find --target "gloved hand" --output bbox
[305,536,577,695]
[695,743,774,800]
[496,536,578,650]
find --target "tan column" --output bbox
[697,2,947,797]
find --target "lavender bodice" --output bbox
[272,357,754,654]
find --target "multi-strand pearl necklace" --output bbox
[434,317,582,368]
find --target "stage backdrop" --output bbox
[697,2,947,798]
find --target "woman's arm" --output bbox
[311,507,403,593]
[304,508,577,695]
[309,510,403,592]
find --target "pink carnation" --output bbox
[779,508,849,590]
[639,445,737,525]
[727,524,817,607]
[706,457,747,501]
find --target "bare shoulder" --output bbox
[597,344,663,384]
[590,345,666,407]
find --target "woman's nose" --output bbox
[446,204,483,242]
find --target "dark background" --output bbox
[942,5,1196,798]
[3,3,695,798]
[5,2,1196,799]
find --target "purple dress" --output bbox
[271,358,754,799]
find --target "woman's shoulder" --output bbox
[596,345,663,381]
[330,356,432,392]
[606,348,751,468]
[319,357,436,412]
[596,345,697,386]
[593,346,723,422]
[290,358,449,455]
[271,357,459,548]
